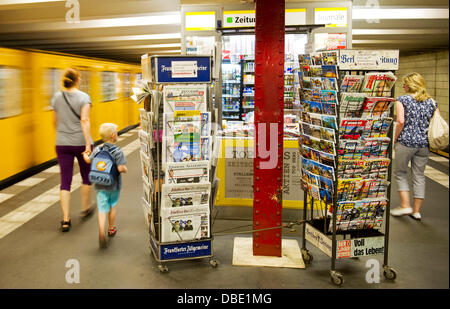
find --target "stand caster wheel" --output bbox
[301,249,313,264]
[383,266,397,280]
[158,265,169,273]
[209,259,219,268]
[330,271,344,286]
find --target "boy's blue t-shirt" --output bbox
[90,143,127,191]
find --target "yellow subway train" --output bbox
[0,47,142,186]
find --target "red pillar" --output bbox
[253,0,285,257]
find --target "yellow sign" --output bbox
[185,11,216,31]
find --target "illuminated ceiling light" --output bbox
[353,29,449,35]
[93,13,181,28]
[353,8,449,20]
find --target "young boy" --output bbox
[85,123,127,248]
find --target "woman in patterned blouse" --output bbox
[391,73,441,220]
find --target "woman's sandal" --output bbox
[80,205,96,219]
[61,220,71,232]
[108,227,117,237]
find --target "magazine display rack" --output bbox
[297,49,399,286]
[139,55,219,272]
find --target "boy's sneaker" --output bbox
[390,207,413,217]
[409,212,422,221]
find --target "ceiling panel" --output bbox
[0,0,447,64]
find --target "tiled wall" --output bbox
[394,50,449,123]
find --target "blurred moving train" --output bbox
[0,47,142,188]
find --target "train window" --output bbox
[101,71,118,102]
[77,69,91,95]
[123,72,131,97]
[43,68,63,109]
[0,66,23,118]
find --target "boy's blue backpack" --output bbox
[89,145,119,186]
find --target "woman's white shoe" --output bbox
[390,207,413,216]
[409,212,422,220]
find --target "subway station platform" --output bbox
[0,129,448,289]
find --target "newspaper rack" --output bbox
[139,55,219,272]
[298,50,399,286]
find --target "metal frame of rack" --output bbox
[144,55,219,272]
[300,60,398,286]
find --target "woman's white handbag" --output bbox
[428,100,449,150]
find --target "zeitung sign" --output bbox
[223,9,306,28]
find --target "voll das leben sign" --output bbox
[223,9,306,28]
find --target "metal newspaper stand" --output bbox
[298,50,399,286]
[140,55,219,272]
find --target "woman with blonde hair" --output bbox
[51,68,95,232]
[391,72,440,220]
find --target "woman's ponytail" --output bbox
[63,68,80,89]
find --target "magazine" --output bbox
[300,88,314,102]
[339,93,367,118]
[321,115,337,130]
[322,65,338,78]
[321,90,338,104]
[140,150,154,183]
[321,51,338,65]
[337,158,390,180]
[139,129,153,154]
[310,113,323,126]
[320,126,336,142]
[164,111,201,142]
[201,112,211,137]
[311,53,323,66]
[298,54,312,65]
[360,97,395,118]
[300,76,312,89]
[338,137,390,160]
[302,157,335,181]
[201,137,212,161]
[300,144,336,167]
[139,109,153,134]
[337,178,389,202]
[339,119,370,140]
[162,136,202,167]
[322,103,337,116]
[160,204,210,242]
[339,117,393,139]
[309,65,322,77]
[165,161,210,184]
[142,176,152,205]
[333,199,388,232]
[361,72,397,97]
[340,75,364,92]
[308,184,321,200]
[161,183,211,209]
[321,77,339,91]
[141,196,153,230]
[163,84,207,112]
[367,117,393,138]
